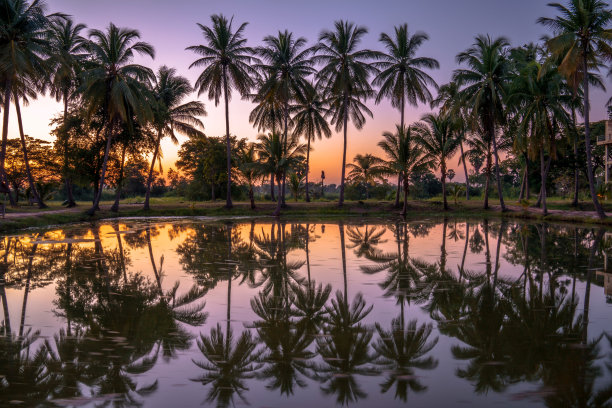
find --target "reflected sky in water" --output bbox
[1,218,612,407]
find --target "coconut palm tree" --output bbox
[453,35,510,211]
[46,16,87,208]
[255,132,306,216]
[346,153,386,199]
[236,142,259,209]
[80,23,155,215]
[187,14,258,209]
[538,0,612,219]
[256,30,313,205]
[292,82,331,202]
[313,20,379,206]
[143,66,206,210]
[0,0,51,206]
[378,125,432,215]
[431,82,471,200]
[415,113,462,210]
[374,23,439,128]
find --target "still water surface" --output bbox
[1,218,612,407]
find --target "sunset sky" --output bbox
[11,0,612,183]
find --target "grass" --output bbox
[3,195,612,233]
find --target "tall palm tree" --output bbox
[256,30,313,205]
[431,82,471,200]
[314,20,379,206]
[453,35,510,211]
[80,23,155,215]
[346,153,386,199]
[143,66,206,210]
[255,132,306,216]
[415,113,462,210]
[538,0,612,219]
[379,125,432,215]
[292,82,331,202]
[46,16,87,208]
[0,0,51,206]
[374,23,439,128]
[187,14,258,209]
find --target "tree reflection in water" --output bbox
[1,220,611,407]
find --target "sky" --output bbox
[11,0,612,183]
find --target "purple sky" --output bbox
[15,0,611,183]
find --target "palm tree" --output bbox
[236,142,259,209]
[453,35,510,211]
[346,153,386,199]
[255,132,306,216]
[256,30,313,205]
[187,14,258,209]
[292,82,331,202]
[143,66,206,210]
[80,23,155,215]
[509,56,571,215]
[374,23,439,128]
[431,82,471,200]
[0,0,51,206]
[415,113,462,210]
[314,20,379,206]
[46,16,87,208]
[379,125,432,215]
[538,0,612,219]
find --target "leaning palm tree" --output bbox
[538,0,612,219]
[46,16,87,208]
[415,113,462,210]
[313,20,379,206]
[453,35,510,211]
[292,82,331,202]
[374,23,439,129]
[256,30,313,205]
[0,0,51,206]
[187,14,258,209]
[255,132,306,216]
[346,153,386,200]
[80,23,155,215]
[379,125,433,215]
[143,66,206,210]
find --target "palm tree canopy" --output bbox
[378,125,433,177]
[291,82,331,141]
[187,14,258,105]
[373,23,439,107]
[346,153,386,185]
[415,113,462,170]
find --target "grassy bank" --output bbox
[3,197,612,233]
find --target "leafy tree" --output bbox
[346,153,386,199]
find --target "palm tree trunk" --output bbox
[143,129,162,211]
[88,122,114,215]
[19,243,37,337]
[113,224,127,283]
[14,97,45,208]
[339,222,348,304]
[441,160,448,211]
[484,143,491,209]
[441,218,448,273]
[146,227,162,293]
[460,141,469,200]
[0,80,15,207]
[401,175,409,216]
[460,222,469,281]
[223,66,233,209]
[540,149,548,215]
[110,144,127,213]
[571,107,579,207]
[395,173,401,208]
[226,224,233,344]
[0,238,11,336]
[62,93,76,208]
[490,121,506,211]
[270,173,275,201]
[338,95,348,207]
[305,134,311,202]
[582,51,605,218]
[249,184,255,209]
[306,223,311,285]
[273,173,282,216]
[282,101,289,208]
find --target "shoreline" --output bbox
[2,200,612,233]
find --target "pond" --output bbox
[1,218,611,407]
